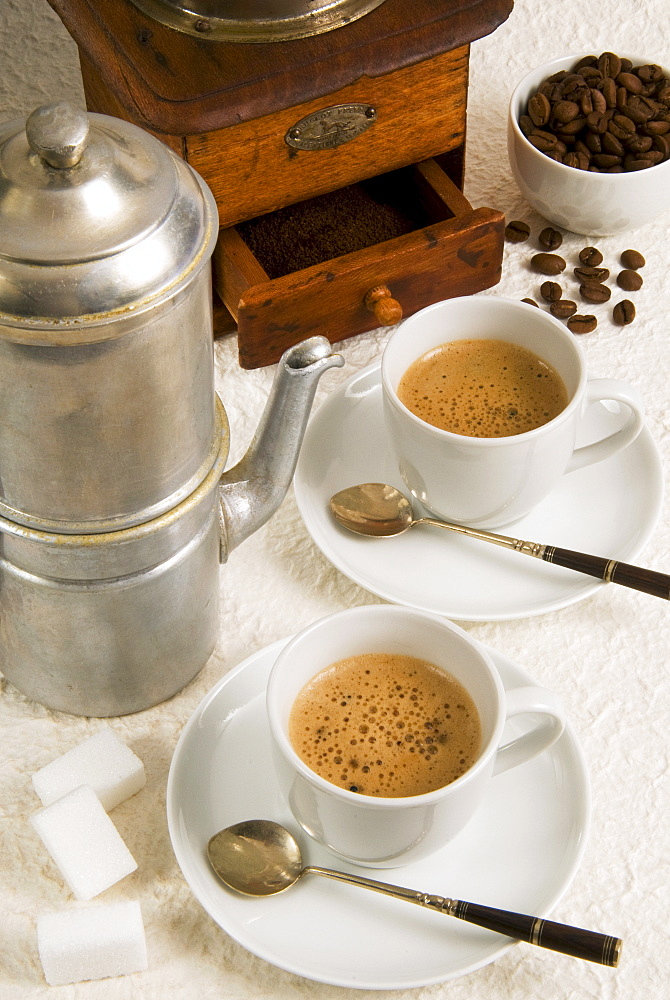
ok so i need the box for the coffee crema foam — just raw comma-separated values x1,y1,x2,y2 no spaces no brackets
397,338,568,437
288,653,481,798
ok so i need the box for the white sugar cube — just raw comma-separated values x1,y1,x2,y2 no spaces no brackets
37,900,148,985
31,785,137,900
32,728,145,811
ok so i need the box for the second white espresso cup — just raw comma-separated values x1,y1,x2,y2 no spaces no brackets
381,296,645,528
267,604,565,868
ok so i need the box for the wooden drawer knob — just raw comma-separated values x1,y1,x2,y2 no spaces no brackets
364,285,403,326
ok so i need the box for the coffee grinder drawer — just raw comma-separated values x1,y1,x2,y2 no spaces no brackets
214,158,504,368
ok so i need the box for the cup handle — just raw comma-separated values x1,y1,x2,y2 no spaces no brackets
565,378,644,474
493,686,565,776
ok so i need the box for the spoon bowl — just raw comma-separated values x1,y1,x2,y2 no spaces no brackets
208,819,302,896
329,483,414,536
207,819,621,966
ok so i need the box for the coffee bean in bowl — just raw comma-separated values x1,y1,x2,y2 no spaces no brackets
508,52,670,234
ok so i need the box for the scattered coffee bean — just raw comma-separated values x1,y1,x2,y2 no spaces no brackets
579,246,604,266
574,265,610,282
539,226,563,250
550,299,578,318
521,53,670,172
531,252,566,275
580,281,611,303
515,227,645,332
540,280,563,302
568,313,598,334
612,299,636,325
617,269,644,290
620,248,646,268
505,220,531,242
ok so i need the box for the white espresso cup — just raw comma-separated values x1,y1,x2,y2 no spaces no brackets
381,296,645,528
267,605,565,868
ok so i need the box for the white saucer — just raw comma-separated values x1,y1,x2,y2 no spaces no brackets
294,363,663,620
167,637,590,990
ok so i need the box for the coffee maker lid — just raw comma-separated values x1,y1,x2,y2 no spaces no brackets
0,102,218,326
126,0,387,42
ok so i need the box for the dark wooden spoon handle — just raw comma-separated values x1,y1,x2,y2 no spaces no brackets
421,519,669,600
310,867,621,966
449,899,621,967
543,547,670,599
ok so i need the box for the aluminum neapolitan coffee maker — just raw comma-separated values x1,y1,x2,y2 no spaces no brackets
0,102,342,717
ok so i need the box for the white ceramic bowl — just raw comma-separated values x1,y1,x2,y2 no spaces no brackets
508,53,670,235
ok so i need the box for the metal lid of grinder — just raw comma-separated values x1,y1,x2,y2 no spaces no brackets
126,0,387,43
0,101,218,331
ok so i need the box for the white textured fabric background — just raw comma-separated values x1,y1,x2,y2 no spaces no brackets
1,2,669,998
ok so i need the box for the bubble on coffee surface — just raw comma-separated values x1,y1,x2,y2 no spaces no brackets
288,653,481,797
397,339,568,438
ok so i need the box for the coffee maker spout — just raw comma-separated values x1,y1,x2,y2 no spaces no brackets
217,337,344,560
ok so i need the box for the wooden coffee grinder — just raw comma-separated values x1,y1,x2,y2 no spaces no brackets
47,0,513,367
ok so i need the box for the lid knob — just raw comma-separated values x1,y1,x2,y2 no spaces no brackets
26,102,90,169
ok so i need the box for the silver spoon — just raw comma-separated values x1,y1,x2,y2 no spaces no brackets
207,820,621,967
330,482,670,600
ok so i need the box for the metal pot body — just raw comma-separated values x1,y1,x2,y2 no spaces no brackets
0,103,219,532
0,273,216,532
0,407,229,717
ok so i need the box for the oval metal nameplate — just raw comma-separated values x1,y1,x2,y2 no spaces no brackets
285,104,376,150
